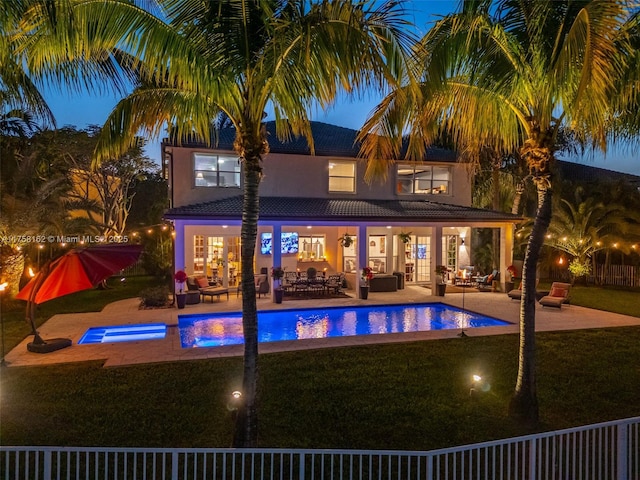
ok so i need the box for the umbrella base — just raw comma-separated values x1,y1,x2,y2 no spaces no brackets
27,338,72,354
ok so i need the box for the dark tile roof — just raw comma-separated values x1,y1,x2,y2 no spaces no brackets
557,160,640,185
166,121,457,162
165,196,521,223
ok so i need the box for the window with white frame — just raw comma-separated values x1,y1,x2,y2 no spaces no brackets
328,160,356,193
194,153,241,187
396,164,451,195
298,235,326,261
194,235,205,274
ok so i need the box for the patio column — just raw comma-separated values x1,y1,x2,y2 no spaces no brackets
357,224,367,296
432,225,443,282
174,221,185,273
500,224,514,292
272,224,282,300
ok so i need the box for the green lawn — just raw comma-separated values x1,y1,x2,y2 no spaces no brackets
1,327,639,449
567,285,640,317
1,281,638,449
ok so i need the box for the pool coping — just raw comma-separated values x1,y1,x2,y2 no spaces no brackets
4,286,640,368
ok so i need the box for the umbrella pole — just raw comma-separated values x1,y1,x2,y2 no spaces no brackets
27,301,46,345
25,264,49,345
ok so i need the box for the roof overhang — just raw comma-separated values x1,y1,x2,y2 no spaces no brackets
165,196,522,225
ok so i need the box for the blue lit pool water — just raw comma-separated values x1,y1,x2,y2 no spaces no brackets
178,303,509,348
78,323,167,344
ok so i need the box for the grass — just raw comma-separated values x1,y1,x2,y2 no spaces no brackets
567,285,640,317
1,279,639,449
1,327,639,449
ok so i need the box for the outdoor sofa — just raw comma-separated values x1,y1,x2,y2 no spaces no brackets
187,275,229,303
369,274,398,292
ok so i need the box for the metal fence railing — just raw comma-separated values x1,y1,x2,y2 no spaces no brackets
550,264,640,287
2,416,638,480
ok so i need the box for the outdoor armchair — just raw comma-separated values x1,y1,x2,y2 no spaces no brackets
476,269,499,291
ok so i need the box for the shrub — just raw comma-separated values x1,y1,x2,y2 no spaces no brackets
569,259,592,284
139,285,170,308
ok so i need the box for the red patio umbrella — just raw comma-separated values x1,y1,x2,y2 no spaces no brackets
16,244,144,353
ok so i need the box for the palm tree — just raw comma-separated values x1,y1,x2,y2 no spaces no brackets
546,189,640,280
16,0,414,446
1,3,54,127
359,0,639,424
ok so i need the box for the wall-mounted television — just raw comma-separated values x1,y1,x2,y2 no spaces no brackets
260,232,299,255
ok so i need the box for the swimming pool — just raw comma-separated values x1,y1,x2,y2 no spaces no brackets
178,303,509,348
78,323,167,344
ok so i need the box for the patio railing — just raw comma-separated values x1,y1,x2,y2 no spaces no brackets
2,416,638,479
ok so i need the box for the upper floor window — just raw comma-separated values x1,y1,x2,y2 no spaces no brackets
396,164,451,195
328,161,355,193
194,153,241,188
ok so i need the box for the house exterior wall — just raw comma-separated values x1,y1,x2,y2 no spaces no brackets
164,127,518,295
166,146,471,208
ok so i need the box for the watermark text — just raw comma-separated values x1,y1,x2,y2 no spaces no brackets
1,235,129,244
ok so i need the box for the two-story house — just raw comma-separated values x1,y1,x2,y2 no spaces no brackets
163,121,520,291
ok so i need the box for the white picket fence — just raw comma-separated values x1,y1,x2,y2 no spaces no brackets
592,264,640,287
2,416,638,480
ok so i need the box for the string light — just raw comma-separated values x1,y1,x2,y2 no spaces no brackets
516,229,638,253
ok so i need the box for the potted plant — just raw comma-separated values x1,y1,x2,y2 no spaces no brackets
398,232,412,244
434,265,448,296
360,266,373,299
174,270,188,308
338,233,353,248
271,266,285,303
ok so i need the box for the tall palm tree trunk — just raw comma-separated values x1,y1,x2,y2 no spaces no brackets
512,179,527,216
491,155,500,268
509,177,552,425
233,125,267,448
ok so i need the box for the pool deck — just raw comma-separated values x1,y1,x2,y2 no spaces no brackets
4,285,640,368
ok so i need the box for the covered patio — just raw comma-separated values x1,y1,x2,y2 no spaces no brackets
166,196,521,299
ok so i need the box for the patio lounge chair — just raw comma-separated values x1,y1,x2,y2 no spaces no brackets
507,278,541,300
539,282,571,308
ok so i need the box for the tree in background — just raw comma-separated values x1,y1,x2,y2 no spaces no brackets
128,173,171,281
63,127,157,236
0,124,157,294
359,0,640,425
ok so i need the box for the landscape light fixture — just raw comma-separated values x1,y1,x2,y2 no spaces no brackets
470,374,490,397
470,374,482,396
227,390,244,418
